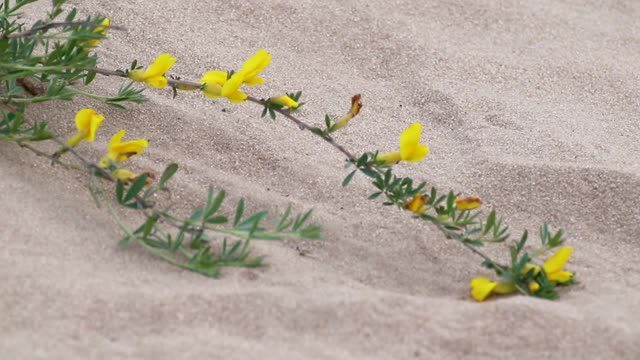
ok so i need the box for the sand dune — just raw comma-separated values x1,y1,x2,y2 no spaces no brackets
2,0,640,358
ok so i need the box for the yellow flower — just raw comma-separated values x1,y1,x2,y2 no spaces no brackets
200,70,247,103
376,123,429,165
403,194,428,215
455,195,482,210
65,108,105,147
269,95,298,109
334,94,363,131
129,53,176,89
470,277,517,302
524,246,574,284
99,129,148,167
470,247,574,301
112,168,153,185
86,18,110,48
221,49,271,97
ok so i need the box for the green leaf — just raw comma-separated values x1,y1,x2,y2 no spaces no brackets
206,215,228,224
84,70,96,85
204,188,225,220
368,192,383,200
325,114,331,129
276,205,292,231
293,209,313,231
484,210,496,235
158,163,178,188
360,168,378,178
233,198,245,226
142,215,158,238
237,211,268,230
115,181,125,203
123,174,148,203
342,170,357,187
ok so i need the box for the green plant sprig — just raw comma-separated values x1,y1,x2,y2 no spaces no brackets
91,62,572,297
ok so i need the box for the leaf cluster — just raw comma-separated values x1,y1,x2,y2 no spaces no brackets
89,164,320,277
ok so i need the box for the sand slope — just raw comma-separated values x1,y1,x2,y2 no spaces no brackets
2,0,640,358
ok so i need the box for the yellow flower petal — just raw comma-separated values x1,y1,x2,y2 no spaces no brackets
376,151,402,165
221,73,244,97
221,49,271,96
74,108,104,142
547,270,573,284
201,70,229,86
239,49,271,81
543,247,573,275
144,53,176,79
470,277,498,302
455,196,482,211
104,129,148,163
405,144,429,162
201,71,247,102
270,95,298,109
112,168,137,183
403,194,428,214
399,123,422,158
144,76,168,89
86,18,110,47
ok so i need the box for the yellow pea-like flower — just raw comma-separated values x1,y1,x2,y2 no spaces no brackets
470,277,516,302
376,123,429,165
470,246,574,301
99,129,148,168
455,195,482,210
269,95,298,109
112,168,152,185
65,108,105,147
86,18,110,48
129,53,176,89
403,194,428,215
334,94,363,131
221,49,271,97
523,246,574,284
200,70,247,103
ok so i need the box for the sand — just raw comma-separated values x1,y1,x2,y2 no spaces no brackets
2,0,640,358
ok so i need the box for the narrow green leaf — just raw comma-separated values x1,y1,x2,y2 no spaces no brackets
237,211,268,230
342,170,357,187
205,189,225,220
158,163,178,188
142,215,157,238
115,181,124,203
206,215,228,224
368,191,383,200
484,210,496,235
233,198,245,226
276,205,292,231
293,209,313,230
123,174,148,202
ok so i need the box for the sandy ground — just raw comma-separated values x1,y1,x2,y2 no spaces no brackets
2,0,640,359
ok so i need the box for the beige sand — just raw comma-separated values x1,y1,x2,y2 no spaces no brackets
2,0,640,358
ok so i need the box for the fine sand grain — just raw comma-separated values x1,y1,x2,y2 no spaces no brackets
2,0,640,359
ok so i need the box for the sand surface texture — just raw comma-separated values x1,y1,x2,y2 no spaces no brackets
2,0,640,359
